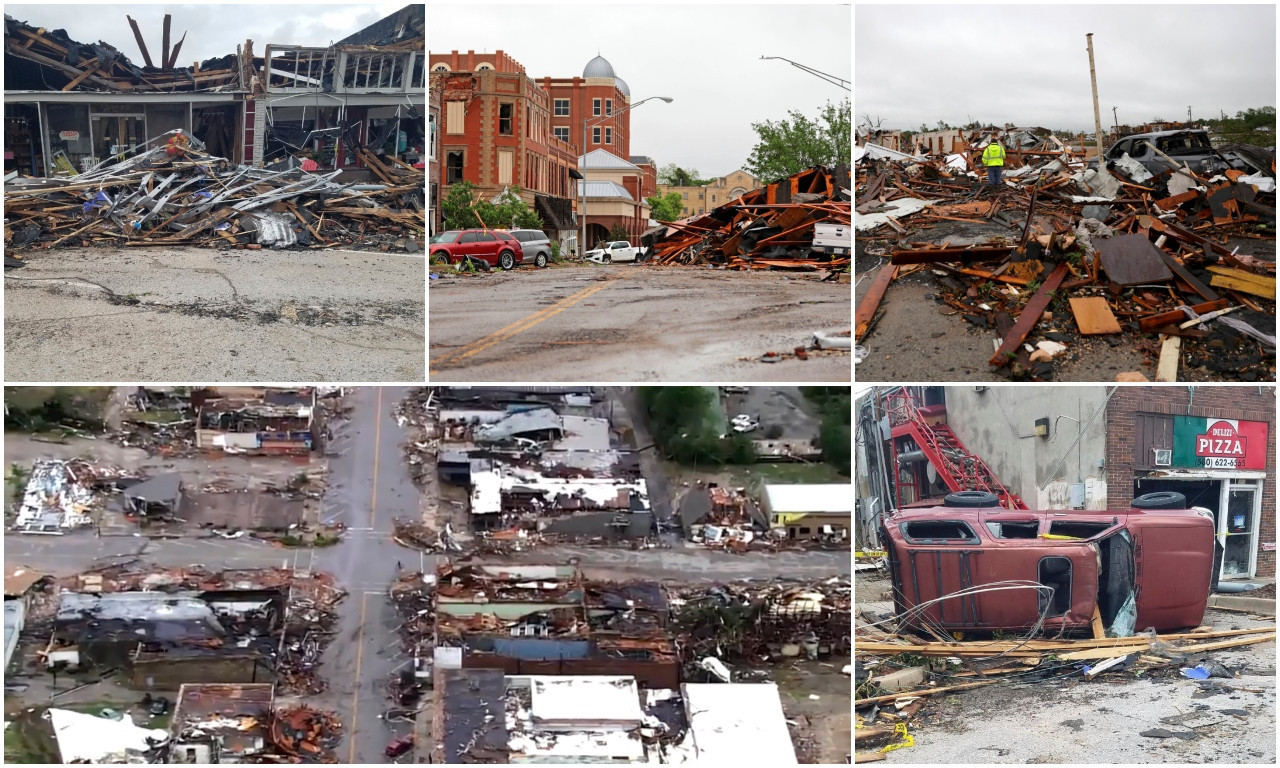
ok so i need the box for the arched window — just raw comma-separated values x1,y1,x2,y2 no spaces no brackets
476,63,494,71
431,63,450,72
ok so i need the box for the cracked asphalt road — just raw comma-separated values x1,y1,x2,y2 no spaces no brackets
4,246,424,381
428,265,851,381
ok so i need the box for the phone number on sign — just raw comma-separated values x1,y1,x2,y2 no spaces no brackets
1203,457,1240,469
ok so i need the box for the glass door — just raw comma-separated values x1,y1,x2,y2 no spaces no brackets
1219,483,1261,579
90,113,146,161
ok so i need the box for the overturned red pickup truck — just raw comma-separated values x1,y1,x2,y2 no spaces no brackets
880,491,1215,634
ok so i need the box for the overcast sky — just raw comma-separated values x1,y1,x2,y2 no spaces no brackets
5,4,406,64
856,4,1276,133
431,3,851,176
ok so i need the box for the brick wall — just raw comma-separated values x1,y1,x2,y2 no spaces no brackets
1106,386,1275,577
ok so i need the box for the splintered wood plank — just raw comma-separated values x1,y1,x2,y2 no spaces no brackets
1069,296,1123,335
990,261,1070,367
1207,266,1275,299
855,264,898,341
1156,335,1181,382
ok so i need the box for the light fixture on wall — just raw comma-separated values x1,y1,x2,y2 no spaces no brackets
1034,418,1050,438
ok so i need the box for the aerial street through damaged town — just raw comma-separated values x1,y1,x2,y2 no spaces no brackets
3,385,854,763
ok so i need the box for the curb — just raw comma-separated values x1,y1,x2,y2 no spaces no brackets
1208,594,1276,615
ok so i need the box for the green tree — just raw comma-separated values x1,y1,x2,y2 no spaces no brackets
638,387,726,466
440,180,482,231
607,223,629,242
744,98,851,182
440,182,542,231
802,386,852,475
645,192,684,222
658,163,702,186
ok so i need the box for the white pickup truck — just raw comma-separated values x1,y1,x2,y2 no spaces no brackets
585,240,647,264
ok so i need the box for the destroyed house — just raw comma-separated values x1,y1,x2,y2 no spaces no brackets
122,473,183,518
435,563,679,689
169,683,274,764
4,6,423,178
432,668,509,764
193,389,315,455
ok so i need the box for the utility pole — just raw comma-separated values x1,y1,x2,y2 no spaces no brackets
1111,106,1118,132
1187,105,1193,123
1085,33,1105,160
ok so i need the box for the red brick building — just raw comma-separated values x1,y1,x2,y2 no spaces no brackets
429,50,579,243
1106,386,1275,580
539,55,633,162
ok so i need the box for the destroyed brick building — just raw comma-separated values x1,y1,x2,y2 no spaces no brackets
431,562,680,690
192,387,317,455
427,50,581,247
169,683,275,764
26,565,343,696
430,668,800,764
4,6,424,178
430,387,653,540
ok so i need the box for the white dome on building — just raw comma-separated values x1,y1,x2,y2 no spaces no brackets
583,55,616,79
615,76,630,97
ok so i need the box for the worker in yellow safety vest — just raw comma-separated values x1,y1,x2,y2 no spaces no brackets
981,138,1006,187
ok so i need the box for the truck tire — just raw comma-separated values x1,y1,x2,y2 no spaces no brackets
1131,491,1186,509
943,491,1000,508
498,251,515,270
602,254,611,264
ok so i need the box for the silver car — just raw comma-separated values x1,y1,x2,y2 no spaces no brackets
507,229,551,268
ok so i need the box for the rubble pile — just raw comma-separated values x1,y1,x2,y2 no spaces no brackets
5,129,424,253
269,705,344,763
854,621,1277,758
394,388,438,487
670,578,852,661
278,571,347,696
648,165,851,271
12,459,136,534
855,128,1276,381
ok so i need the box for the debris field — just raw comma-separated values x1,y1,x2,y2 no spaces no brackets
648,165,851,273
4,131,424,254
855,128,1275,381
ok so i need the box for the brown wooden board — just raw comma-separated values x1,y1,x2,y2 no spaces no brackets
1095,233,1174,285
1068,296,1123,335
989,262,1070,367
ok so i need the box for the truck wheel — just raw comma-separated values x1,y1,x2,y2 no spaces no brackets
943,491,1000,508
498,251,515,270
602,255,611,264
535,253,548,268
1132,491,1186,509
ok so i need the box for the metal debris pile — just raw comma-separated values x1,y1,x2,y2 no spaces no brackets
648,165,851,271
269,705,344,763
278,572,347,696
670,578,852,661
855,128,1275,381
5,129,424,253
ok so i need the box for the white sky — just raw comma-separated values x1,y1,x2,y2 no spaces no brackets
855,3,1276,133
431,3,851,176
5,3,407,64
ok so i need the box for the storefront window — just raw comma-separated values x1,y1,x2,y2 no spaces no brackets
44,103,91,175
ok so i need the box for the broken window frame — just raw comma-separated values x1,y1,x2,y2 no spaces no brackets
498,103,514,136
899,520,980,545
446,148,465,184
264,45,334,92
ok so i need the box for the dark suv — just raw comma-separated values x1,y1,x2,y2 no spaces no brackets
508,229,552,268
1093,129,1247,177
430,229,523,270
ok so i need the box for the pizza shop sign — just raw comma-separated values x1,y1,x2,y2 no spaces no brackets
1172,416,1269,470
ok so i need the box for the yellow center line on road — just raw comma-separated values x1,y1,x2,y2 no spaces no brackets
347,591,369,764
428,276,625,374
369,387,383,528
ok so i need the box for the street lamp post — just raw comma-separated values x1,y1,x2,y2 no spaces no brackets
580,95,672,257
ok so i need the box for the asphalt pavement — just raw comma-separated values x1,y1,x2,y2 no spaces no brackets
428,265,851,381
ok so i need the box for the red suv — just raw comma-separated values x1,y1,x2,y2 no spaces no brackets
881,491,1214,634
430,229,523,270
